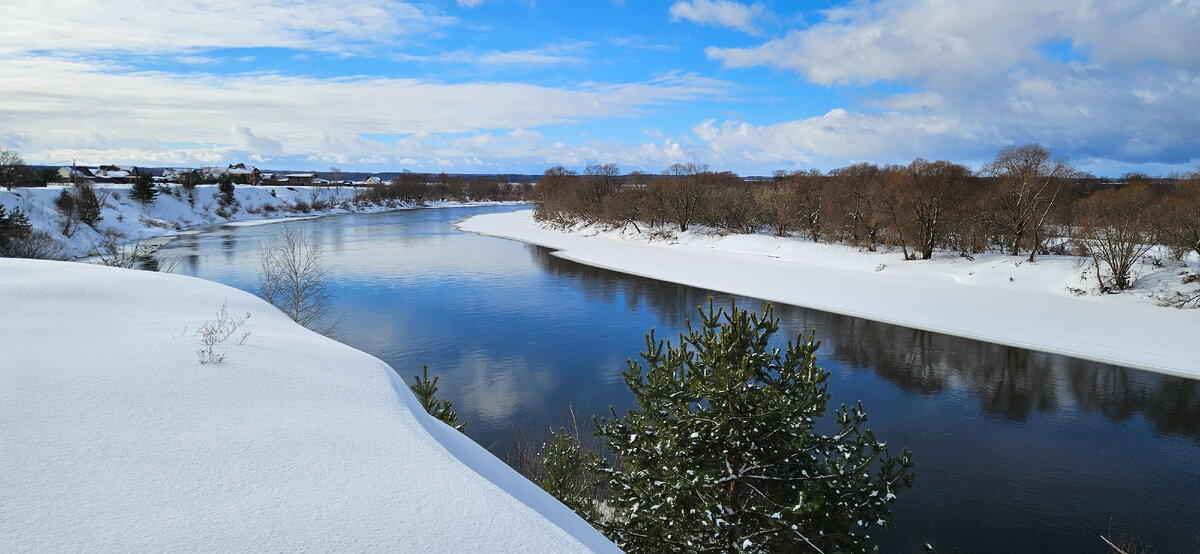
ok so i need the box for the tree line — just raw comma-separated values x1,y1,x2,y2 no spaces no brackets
532,145,1200,296
355,171,531,204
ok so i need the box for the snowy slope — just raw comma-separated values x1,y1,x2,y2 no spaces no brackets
0,259,617,552
456,210,1200,379
0,183,506,259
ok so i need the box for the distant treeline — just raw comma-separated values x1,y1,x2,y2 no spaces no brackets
355,172,532,203
531,145,1200,294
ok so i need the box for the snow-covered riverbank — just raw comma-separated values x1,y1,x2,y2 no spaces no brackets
457,210,1200,379
0,183,512,259
0,258,616,551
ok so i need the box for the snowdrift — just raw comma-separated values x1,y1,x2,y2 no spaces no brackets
0,258,616,552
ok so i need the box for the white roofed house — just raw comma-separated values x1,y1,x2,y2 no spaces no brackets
58,166,96,181
226,163,260,185
284,173,316,185
199,166,226,181
161,168,199,183
92,165,147,183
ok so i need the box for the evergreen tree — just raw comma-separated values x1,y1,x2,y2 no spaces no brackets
534,421,606,523
74,183,103,226
410,365,466,433
54,189,75,217
0,205,33,254
53,189,79,236
130,172,158,204
551,300,914,553
217,173,236,207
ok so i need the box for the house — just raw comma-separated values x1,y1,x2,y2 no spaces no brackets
226,163,260,185
199,166,227,181
93,165,146,183
284,173,316,186
363,176,382,185
58,166,96,181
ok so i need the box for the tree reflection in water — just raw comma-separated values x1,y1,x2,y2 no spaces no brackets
528,243,1200,445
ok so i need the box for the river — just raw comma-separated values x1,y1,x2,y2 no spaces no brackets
153,205,1200,553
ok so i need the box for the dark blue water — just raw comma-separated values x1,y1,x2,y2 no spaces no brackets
156,205,1200,553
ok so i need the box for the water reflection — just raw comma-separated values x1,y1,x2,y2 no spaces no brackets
531,243,1200,443
154,206,1200,553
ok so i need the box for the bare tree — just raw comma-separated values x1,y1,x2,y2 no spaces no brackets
785,169,825,241
584,163,621,214
886,159,971,260
532,166,580,226
257,226,338,332
0,150,29,190
649,163,708,232
984,143,1074,261
1160,170,1200,260
1075,184,1160,291
829,163,888,250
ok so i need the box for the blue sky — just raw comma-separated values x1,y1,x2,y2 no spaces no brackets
2,0,1198,175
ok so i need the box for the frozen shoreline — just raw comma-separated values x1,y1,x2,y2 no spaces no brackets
457,209,1200,379
0,258,615,551
0,183,519,259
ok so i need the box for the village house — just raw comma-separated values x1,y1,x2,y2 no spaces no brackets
283,173,316,185
226,163,261,185
57,166,96,181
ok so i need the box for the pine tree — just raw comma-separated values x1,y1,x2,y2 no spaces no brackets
217,173,236,207
130,172,157,204
558,299,914,553
410,365,466,433
74,183,103,227
0,205,33,253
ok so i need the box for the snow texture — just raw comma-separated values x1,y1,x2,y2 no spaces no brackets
0,259,617,552
456,210,1200,379
0,183,508,259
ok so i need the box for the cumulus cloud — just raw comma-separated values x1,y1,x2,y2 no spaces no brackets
696,0,1200,172
0,56,729,170
706,0,1200,86
669,0,765,35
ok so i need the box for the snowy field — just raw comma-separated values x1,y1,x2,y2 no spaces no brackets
457,210,1200,379
0,183,507,259
0,258,616,551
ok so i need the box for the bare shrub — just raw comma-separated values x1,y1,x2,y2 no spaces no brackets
4,231,68,260
196,301,251,364
256,225,338,333
1074,184,1160,291
89,232,153,268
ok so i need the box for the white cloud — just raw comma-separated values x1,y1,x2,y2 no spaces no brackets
1,56,729,171
393,43,593,67
705,0,1200,86
693,109,980,167
0,0,454,56
669,0,765,35
690,64,1200,172
695,0,1200,172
